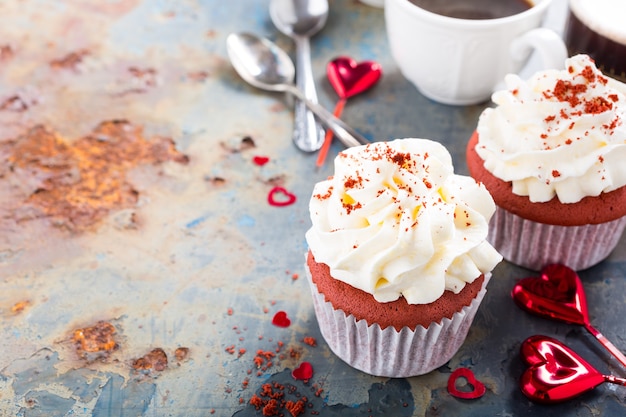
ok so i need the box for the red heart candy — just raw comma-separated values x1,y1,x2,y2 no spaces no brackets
253,156,270,166
267,187,296,207
327,56,382,99
512,264,589,326
271,310,291,327
292,361,313,381
520,335,605,403
447,368,486,400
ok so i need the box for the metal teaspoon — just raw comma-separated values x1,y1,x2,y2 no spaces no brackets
270,0,328,152
226,32,369,149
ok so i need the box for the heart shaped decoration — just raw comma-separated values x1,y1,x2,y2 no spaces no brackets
520,335,605,403
272,310,291,327
252,155,270,166
447,367,486,400
292,361,314,381
267,187,297,207
512,264,589,326
327,57,382,99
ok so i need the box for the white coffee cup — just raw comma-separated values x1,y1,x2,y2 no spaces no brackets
384,0,568,105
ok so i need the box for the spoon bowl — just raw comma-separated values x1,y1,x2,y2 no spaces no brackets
270,0,328,38
226,32,368,149
227,32,294,92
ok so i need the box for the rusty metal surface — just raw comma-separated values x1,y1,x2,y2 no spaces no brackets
1,0,625,416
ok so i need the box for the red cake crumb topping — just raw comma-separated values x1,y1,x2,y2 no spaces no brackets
534,65,621,151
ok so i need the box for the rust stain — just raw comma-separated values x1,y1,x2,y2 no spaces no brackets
174,346,190,362
5,120,189,231
0,45,14,61
11,300,31,314
132,347,168,372
187,71,210,82
72,321,119,358
127,66,158,90
50,49,90,71
0,95,31,112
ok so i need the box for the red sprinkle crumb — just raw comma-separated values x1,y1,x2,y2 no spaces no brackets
303,337,317,347
249,382,309,416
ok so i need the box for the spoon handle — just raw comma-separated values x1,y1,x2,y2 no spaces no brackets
285,85,369,148
294,36,325,152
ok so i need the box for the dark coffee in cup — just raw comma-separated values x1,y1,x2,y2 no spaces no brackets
407,0,533,20
565,0,626,81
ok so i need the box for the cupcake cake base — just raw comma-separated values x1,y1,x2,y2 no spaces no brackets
306,253,490,377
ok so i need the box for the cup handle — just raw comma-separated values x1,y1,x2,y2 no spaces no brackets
510,27,568,70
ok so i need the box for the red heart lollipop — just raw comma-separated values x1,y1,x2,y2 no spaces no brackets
520,335,626,403
512,264,588,325
327,57,382,100
512,264,626,369
316,56,382,168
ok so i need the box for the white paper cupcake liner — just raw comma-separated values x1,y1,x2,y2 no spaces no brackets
306,266,490,378
489,206,626,271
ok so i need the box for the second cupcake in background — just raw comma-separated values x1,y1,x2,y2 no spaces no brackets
467,54,626,271
305,138,502,377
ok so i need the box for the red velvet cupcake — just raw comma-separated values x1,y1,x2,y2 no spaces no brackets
305,139,501,377
468,55,626,271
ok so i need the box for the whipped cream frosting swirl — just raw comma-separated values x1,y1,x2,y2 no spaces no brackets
306,139,501,305
476,54,626,203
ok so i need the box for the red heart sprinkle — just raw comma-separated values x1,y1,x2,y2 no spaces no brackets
520,335,604,403
447,368,486,400
512,264,589,326
292,361,313,381
267,186,296,207
272,311,291,327
252,156,270,166
327,56,382,99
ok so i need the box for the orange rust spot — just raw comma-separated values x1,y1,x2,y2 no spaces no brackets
7,120,188,231
11,300,30,314
187,71,209,82
132,347,168,372
0,95,29,112
73,321,118,354
0,45,14,61
128,66,158,88
50,50,89,71
174,347,190,362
